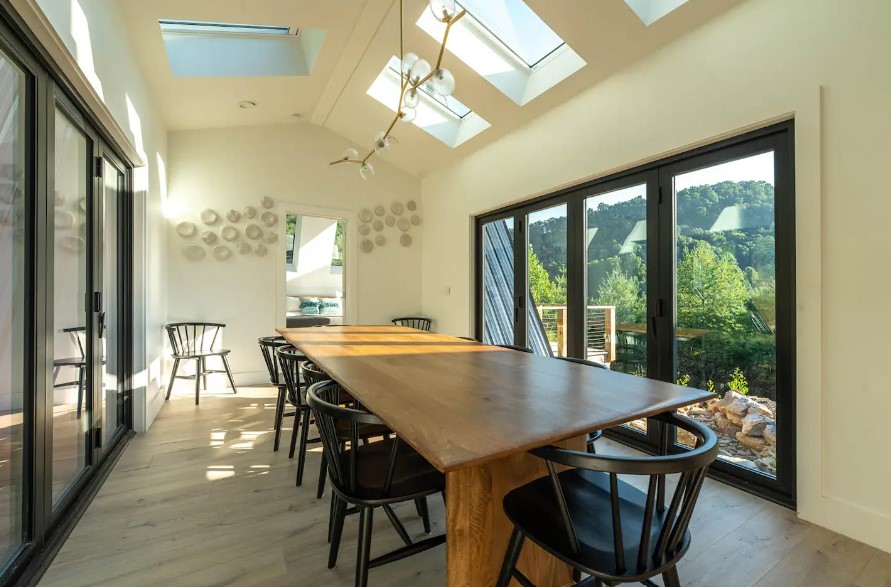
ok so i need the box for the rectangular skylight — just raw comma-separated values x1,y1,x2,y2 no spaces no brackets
458,0,564,67
623,0,691,26
386,57,471,118
159,20,292,36
367,56,489,148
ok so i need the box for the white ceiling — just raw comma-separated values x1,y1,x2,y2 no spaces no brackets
117,0,745,177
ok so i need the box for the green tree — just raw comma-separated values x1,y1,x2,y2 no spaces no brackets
528,247,562,304
593,269,645,323
676,241,750,332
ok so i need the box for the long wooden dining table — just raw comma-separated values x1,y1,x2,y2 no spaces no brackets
278,325,713,587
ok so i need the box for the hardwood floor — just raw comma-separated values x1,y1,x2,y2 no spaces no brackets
40,384,891,587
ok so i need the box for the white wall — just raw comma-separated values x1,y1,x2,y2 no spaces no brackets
287,215,343,299
167,123,422,385
420,0,891,554
36,0,169,432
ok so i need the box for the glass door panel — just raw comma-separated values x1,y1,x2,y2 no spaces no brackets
672,151,778,477
481,218,514,345
526,204,567,357
0,50,26,562
101,160,124,446
585,183,649,434
51,108,90,504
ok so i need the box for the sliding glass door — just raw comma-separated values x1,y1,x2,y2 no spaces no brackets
475,122,795,505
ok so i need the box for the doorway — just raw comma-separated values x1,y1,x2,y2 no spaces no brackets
284,214,347,327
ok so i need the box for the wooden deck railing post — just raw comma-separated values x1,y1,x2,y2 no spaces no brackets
557,307,568,357
605,306,616,363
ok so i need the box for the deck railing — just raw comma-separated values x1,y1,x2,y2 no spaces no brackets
535,305,616,362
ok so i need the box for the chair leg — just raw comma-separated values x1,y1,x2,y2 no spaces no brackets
328,495,347,569
200,357,208,390
416,497,431,534
194,358,202,406
317,453,327,499
295,409,311,486
221,354,237,393
288,408,301,459
75,366,85,419
272,387,286,452
165,358,180,400
662,566,682,587
496,528,525,587
356,506,374,587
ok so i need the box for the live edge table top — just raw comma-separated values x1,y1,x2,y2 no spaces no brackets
278,325,713,473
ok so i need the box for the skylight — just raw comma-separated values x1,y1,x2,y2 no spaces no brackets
158,20,292,36
417,1,585,106
458,0,564,67
366,56,489,148
623,0,691,26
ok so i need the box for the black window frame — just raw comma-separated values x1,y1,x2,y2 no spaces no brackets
474,120,796,507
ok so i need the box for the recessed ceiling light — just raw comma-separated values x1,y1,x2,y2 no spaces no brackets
237,100,257,109
288,113,301,122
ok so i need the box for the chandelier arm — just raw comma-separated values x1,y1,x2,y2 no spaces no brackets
435,10,465,70
329,159,364,166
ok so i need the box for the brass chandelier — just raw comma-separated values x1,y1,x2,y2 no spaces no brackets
330,0,466,179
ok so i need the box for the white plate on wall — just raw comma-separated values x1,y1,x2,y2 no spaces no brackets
260,196,274,209
54,210,75,229
243,206,258,219
213,245,232,261
397,218,410,232
221,225,240,241
184,245,206,261
245,224,262,240
226,209,241,222
260,211,277,227
264,232,277,243
201,231,218,245
375,234,386,246
411,214,421,226
400,233,412,247
254,243,268,256
385,215,395,227
374,205,385,217
200,209,219,224
391,202,403,215
358,224,370,236
406,200,417,211
360,238,373,253
359,209,373,223
372,220,384,232
237,242,252,255
176,221,197,237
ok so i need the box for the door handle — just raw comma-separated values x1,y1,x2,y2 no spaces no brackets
98,311,106,337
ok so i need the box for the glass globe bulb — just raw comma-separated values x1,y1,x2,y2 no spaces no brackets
373,131,391,153
430,68,456,96
401,52,420,76
429,0,457,21
359,162,375,180
403,88,420,109
342,147,359,161
400,107,417,123
409,59,431,85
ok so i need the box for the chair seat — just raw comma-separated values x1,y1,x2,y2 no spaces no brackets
503,469,688,579
53,357,86,367
334,420,391,439
171,349,231,359
338,438,444,501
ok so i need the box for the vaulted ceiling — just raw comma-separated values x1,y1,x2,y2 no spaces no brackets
117,0,745,177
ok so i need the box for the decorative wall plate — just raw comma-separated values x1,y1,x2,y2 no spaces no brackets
400,233,412,247
54,191,66,207
245,224,262,239
54,210,75,229
221,225,240,241
201,231,218,245
260,196,274,209
264,232,277,243
213,245,232,261
360,238,374,253
254,243,268,257
374,205,385,217
374,234,386,246
372,220,384,232
260,211,277,227
237,242,252,255
385,215,395,227
391,202,404,215
243,206,258,219
411,214,421,226
359,208,373,223
60,236,84,254
78,197,87,212
200,209,220,224
226,209,241,222
78,222,87,238
358,224,371,236
397,217,411,232
176,221,197,237
406,200,417,211
184,245,206,261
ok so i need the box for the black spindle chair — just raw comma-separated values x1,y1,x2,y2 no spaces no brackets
52,326,87,418
391,317,432,331
497,412,718,587
557,356,610,453
497,344,533,353
307,381,445,587
165,322,237,405
259,336,301,452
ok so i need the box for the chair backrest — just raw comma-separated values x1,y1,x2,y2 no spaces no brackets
307,380,400,498
258,336,288,385
391,317,432,331
300,361,330,389
275,345,306,406
166,322,225,356
557,356,609,370
497,344,533,353
529,412,717,576
62,326,86,360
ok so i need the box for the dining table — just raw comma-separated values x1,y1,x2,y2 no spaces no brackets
278,325,713,587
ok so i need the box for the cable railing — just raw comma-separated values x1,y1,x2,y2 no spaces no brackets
534,305,616,362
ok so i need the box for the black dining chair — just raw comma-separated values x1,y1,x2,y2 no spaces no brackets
307,380,446,587
391,317,432,331
52,326,87,418
557,356,610,453
165,322,237,405
496,412,718,587
497,344,533,353
259,336,300,452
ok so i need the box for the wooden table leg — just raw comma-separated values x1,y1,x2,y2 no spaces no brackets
445,436,585,587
